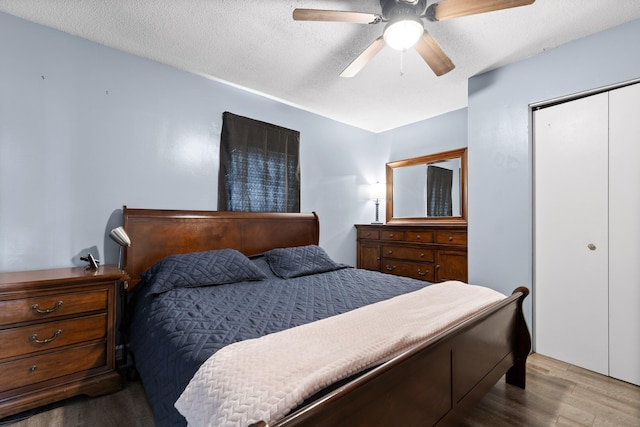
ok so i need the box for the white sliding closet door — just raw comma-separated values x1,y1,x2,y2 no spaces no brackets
533,93,609,375
609,83,640,386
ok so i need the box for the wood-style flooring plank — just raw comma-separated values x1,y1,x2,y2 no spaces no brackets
0,380,154,427
461,353,640,427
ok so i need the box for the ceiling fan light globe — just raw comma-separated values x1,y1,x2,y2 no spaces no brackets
383,18,423,51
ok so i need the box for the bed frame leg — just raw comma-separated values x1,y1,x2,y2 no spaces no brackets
505,286,531,389
506,356,527,388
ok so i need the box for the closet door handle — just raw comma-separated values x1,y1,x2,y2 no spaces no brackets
587,243,596,251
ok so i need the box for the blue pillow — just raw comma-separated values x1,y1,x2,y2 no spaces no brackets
142,249,267,295
264,245,348,279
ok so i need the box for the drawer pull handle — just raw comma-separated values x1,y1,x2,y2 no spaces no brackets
31,301,63,314
387,250,393,255
29,365,37,373
30,329,62,344
417,269,429,276
448,236,453,241
389,233,394,238
385,265,396,271
420,253,425,258
416,235,421,239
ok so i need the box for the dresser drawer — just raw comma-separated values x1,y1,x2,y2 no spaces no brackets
406,231,433,243
381,259,435,282
0,342,106,393
0,289,108,325
435,231,467,245
357,229,380,240
381,230,405,241
0,314,106,359
382,245,435,262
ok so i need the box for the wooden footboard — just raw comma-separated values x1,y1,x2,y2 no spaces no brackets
255,287,531,427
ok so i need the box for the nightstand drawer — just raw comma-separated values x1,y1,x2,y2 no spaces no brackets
381,259,435,282
0,265,122,418
0,342,106,393
435,231,467,245
0,289,108,325
382,245,434,262
0,314,106,359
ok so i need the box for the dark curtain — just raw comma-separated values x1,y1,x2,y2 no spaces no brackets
218,112,300,212
426,165,453,216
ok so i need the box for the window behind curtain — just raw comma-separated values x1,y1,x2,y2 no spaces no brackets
218,112,300,212
426,165,453,216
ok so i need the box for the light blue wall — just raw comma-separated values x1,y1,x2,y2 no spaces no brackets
0,12,385,272
383,108,468,161
7,8,636,323
375,108,468,218
468,19,640,327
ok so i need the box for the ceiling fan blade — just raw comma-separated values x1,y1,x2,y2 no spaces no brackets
293,9,381,24
426,0,535,21
340,37,386,78
414,32,455,76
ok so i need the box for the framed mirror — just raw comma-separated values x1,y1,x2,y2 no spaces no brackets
385,148,467,224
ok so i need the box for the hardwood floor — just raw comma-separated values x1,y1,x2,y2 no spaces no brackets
461,354,640,427
0,380,154,427
1,353,638,426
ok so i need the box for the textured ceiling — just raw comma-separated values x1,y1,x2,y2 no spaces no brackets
2,0,640,132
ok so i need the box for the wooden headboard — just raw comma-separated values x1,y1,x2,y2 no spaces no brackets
122,207,320,291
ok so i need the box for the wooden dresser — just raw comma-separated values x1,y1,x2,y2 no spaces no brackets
356,224,467,283
0,265,123,418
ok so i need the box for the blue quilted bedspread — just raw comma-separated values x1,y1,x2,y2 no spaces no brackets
128,255,429,426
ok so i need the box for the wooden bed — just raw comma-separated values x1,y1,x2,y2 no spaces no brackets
122,206,531,427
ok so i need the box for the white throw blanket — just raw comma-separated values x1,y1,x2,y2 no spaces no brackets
175,281,505,427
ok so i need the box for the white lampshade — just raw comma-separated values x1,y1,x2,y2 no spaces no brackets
383,16,423,51
371,181,385,201
109,226,131,247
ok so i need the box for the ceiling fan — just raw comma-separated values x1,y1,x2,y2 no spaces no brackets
293,0,536,77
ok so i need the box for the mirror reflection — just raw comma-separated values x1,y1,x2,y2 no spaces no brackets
386,148,467,224
393,158,461,218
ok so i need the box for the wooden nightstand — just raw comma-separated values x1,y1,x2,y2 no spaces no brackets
0,265,123,419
